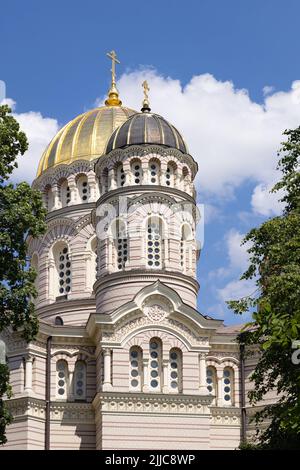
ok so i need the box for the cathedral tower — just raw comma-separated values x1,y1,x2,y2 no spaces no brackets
1,56,246,451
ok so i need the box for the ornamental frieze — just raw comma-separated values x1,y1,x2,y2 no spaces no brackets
101,314,209,346
95,392,213,415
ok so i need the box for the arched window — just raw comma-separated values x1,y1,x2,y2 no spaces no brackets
74,360,86,400
116,163,125,187
60,179,70,207
165,163,176,187
44,185,54,211
180,224,193,273
56,360,68,399
129,347,143,391
206,366,217,404
223,367,234,405
55,316,64,326
77,175,89,203
114,219,128,270
147,217,163,269
53,242,72,296
149,161,160,184
131,161,142,185
149,338,162,391
169,349,182,392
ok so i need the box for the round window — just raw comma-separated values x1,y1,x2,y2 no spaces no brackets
131,351,138,358
131,379,138,388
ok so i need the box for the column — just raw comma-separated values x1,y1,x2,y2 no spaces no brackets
108,168,115,191
52,184,61,210
160,161,168,186
141,161,149,185
107,237,114,273
24,355,33,394
123,161,131,187
162,359,169,393
217,370,223,407
199,352,208,394
174,168,180,189
142,358,149,392
47,258,56,301
103,349,112,391
163,238,170,269
87,171,97,202
67,175,78,205
68,363,75,400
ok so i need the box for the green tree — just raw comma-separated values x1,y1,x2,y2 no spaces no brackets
0,105,46,444
228,127,300,449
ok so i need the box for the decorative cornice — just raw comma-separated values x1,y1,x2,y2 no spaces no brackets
210,406,241,426
33,159,96,190
94,270,199,293
97,185,195,207
93,392,213,415
45,203,95,223
5,397,94,423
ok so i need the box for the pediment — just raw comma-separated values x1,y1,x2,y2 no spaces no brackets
89,281,223,348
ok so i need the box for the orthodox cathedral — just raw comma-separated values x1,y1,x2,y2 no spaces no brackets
1,52,273,450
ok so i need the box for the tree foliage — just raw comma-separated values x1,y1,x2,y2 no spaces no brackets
0,105,47,444
228,127,300,449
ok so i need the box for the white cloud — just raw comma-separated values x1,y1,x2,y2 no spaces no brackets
209,229,255,305
1,97,59,183
96,70,300,204
217,277,255,304
12,110,59,182
226,229,250,272
263,85,275,96
251,181,285,216
209,229,250,280
6,69,300,193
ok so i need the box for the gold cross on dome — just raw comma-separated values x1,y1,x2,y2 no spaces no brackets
106,50,120,85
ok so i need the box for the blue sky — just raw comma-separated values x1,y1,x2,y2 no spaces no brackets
2,0,300,324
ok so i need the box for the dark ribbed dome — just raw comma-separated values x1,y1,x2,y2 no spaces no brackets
106,112,188,154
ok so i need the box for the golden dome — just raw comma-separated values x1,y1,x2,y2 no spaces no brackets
36,105,137,177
